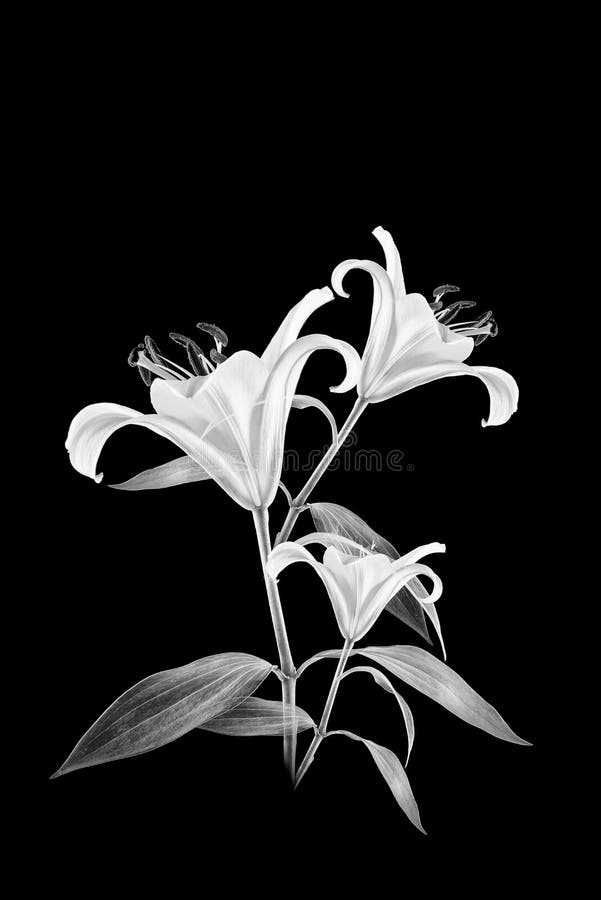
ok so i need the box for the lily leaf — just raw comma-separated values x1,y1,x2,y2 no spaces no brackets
309,502,432,643
341,666,415,765
301,646,529,745
109,455,210,491
199,697,315,737
329,730,425,833
359,646,530,744
52,653,274,777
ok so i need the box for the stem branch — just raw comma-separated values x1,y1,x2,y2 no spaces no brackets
295,639,354,786
276,397,368,545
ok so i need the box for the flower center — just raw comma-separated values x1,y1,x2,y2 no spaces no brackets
430,285,498,346
128,324,229,385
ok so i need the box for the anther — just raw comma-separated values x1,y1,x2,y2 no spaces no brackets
210,349,227,365
144,335,163,365
196,322,229,348
429,300,444,312
137,365,153,386
127,343,145,367
169,332,192,347
185,339,209,376
437,299,477,325
474,309,493,328
432,284,461,299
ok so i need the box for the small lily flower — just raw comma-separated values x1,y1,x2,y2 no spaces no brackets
266,541,445,642
331,227,518,426
66,288,361,510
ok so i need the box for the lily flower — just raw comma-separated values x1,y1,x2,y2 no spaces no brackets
266,541,445,642
66,288,361,510
331,227,518,426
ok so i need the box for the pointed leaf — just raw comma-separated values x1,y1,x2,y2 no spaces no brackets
298,646,529,746
53,653,274,776
341,666,415,764
199,697,315,737
358,646,530,745
330,730,425,833
309,502,431,642
109,455,210,491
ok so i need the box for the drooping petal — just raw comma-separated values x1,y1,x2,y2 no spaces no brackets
109,455,210,491
259,334,360,508
406,577,447,660
266,542,352,638
331,258,396,392
372,226,406,296
291,394,338,446
356,562,444,640
260,287,335,371
65,402,260,509
367,359,519,426
396,542,446,568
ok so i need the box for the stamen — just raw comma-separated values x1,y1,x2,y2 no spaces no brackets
196,322,229,349
429,300,444,312
169,332,212,375
210,349,227,365
432,284,461,300
437,300,477,325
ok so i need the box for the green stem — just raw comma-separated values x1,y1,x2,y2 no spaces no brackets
295,638,354,787
252,506,296,779
275,397,368,545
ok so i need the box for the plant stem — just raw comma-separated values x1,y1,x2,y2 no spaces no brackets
275,397,368,545
252,506,297,779
295,638,354,787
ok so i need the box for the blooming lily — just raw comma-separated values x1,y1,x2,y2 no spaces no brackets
331,227,518,426
266,541,445,642
66,288,361,510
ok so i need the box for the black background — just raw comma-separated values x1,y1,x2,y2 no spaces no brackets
29,23,559,894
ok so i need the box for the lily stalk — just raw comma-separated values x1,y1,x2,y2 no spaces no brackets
252,507,297,778
295,638,354,787
276,396,368,545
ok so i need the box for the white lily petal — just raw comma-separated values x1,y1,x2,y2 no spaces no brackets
266,542,351,638
372,226,406,296
331,258,396,391
259,335,360,508
65,402,259,509
109,455,210,491
396,541,446,568
260,287,335,371
367,359,519,426
357,563,443,640
291,394,338,446
423,602,447,662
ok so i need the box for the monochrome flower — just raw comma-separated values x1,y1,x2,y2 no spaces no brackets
66,288,361,510
331,227,518,426
266,541,445,641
